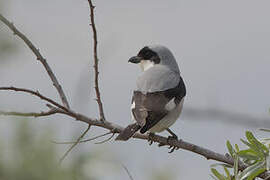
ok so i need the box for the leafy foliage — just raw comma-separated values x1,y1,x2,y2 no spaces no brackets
211,131,269,180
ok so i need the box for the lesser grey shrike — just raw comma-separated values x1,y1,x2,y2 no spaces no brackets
116,45,186,152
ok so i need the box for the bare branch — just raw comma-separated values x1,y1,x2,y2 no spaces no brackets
94,132,115,144
59,124,91,164
4,102,270,178
87,0,106,121
48,106,270,178
0,87,68,111
45,107,241,164
121,163,134,180
52,131,112,144
0,13,70,109
0,109,57,117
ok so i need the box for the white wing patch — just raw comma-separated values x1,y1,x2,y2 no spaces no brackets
131,101,135,109
165,98,176,111
131,101,135,120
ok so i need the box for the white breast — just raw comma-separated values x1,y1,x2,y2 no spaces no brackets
139,60,154,71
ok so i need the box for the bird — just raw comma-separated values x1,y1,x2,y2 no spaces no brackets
115,45,186,152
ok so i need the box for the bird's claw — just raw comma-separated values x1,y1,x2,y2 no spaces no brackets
147,132,155,145
148,131,180,153
168,146,179,153
166,135,179,153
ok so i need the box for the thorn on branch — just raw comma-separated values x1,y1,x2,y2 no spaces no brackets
87,0,106,121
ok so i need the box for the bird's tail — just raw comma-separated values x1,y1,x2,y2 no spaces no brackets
115,123,141,141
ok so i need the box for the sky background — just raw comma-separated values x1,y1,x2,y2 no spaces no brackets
1,0,270,179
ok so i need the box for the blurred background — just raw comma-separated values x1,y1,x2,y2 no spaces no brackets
0,0,270,179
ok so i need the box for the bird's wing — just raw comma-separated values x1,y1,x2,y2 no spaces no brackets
132,76,186,133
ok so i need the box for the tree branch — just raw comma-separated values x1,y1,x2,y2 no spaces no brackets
45,105,240,165
0,13,70,109
51,131,112,144
59,124,91,164
47,106,270,179
0,109,58,117
87,0,106,122
94,132,115,144
121,163,134,180
0,87,68,111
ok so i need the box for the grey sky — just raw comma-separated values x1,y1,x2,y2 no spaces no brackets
1,0,270,179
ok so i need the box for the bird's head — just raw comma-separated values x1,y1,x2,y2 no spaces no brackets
128,45,180,72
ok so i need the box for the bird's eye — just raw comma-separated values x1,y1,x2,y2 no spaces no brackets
144,51,153,59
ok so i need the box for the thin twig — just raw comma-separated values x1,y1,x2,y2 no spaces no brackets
0,13,70,109
0,87,68,111
59,124,91,164
95,133,115,144
121,163,134,180
52,131,112,144
0,109,57,117
87,0,106,121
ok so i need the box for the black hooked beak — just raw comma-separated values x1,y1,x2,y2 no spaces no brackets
128,56,143,64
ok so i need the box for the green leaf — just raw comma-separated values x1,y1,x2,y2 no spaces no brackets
240,139,264,158
259,128,270,133
243,159,256,166
238,149,260,161
238,161,266,180
224,167,232,180
246,131,269,156
259,138,270,146
211,163,233,168
247,168,265,180
211,168,226,180
211,174,219,180
235,144,240,152
227,140,234,157
266,155,270,171
234,155,239,179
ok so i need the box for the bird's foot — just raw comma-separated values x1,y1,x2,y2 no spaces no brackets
157,135,179,153
167,135,179,153
147,132,155,145
166,128,180,153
